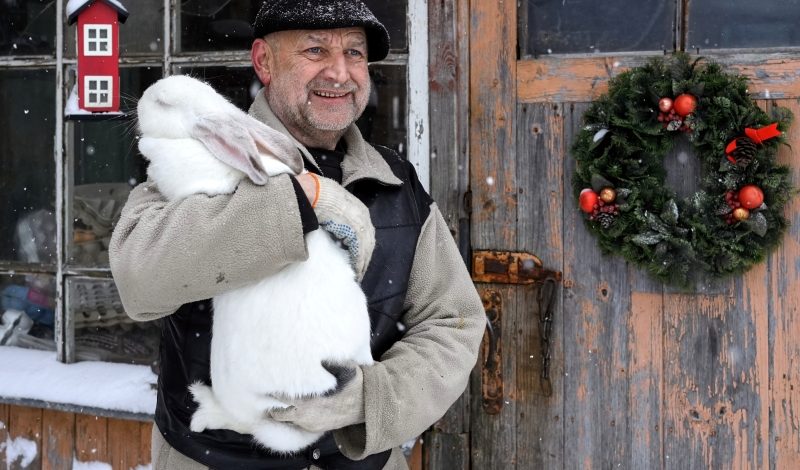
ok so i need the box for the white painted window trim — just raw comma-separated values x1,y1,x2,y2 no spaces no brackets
84,75,113,107
407,0,430,192
83,24,112,57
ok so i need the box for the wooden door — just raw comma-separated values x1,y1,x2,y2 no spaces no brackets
463,1,800,469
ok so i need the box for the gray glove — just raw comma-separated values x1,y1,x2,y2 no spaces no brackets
268,365,365,433
313,176,375,281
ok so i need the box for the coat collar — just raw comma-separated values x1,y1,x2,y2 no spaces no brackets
248,89,402,188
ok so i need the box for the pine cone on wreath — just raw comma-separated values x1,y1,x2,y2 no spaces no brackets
728,136,757,168
596,212,616,229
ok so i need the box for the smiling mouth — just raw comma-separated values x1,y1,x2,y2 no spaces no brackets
313,91,349,98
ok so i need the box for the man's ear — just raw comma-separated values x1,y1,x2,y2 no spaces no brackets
251,38,272,86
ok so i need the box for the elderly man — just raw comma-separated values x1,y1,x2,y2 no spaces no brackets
109,1,484,469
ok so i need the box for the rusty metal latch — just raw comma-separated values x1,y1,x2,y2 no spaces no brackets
472,250,562,285
480,290,503,415
472,250,562,414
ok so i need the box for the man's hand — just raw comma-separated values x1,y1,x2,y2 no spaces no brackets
268,365,365,433
310,176,375,280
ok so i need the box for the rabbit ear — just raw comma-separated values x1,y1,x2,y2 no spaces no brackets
235,113,304,176
192,113,304,184
193,115,270,185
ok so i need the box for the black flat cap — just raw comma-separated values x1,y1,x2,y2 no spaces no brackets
252,0,390,62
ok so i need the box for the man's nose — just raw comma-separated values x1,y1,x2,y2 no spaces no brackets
322,53,349,84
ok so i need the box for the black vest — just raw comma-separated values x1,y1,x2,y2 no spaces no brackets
154,147,433,469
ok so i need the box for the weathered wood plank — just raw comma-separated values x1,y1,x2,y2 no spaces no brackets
469,0,517,251
429,0,470,240
469,0,518,466
425,0,472,466
628,290,665,468
107,418,140,470
41,409,74,470
661,288,774,470
514,102,565,468
424,431,469,470
75,414,108,464
769,98,800,469
0,404,9,467
518,55,800,103
8,405,43,470
469,285,518,469
624,121,668,469
561,101,635,469
139,421,153,468
426,0,472,460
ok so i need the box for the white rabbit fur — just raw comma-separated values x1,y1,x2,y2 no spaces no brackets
136,75,374,453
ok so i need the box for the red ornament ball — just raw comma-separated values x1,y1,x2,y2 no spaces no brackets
738,185,764,210
673,94,697,117
579,188,599,213
658,97,673,113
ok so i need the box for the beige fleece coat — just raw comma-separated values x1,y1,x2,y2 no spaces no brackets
109,92,485,469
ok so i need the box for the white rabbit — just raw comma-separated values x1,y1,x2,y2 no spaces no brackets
136,75,374,453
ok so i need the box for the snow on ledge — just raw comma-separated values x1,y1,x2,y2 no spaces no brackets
0,346,156,415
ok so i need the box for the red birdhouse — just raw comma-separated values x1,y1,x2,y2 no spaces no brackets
66,0,129,116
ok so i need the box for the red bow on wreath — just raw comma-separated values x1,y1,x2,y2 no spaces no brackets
725,123,782,164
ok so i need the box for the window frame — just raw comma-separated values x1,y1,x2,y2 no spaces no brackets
84,75,113,107
83,24,113,57
0,0,430,377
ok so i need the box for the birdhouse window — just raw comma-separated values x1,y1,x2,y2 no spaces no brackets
84,24,113,56
84,76,113,107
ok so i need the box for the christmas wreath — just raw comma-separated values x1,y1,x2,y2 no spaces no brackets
572,54,794,285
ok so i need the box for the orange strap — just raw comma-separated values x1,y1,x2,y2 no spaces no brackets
309,173,321,208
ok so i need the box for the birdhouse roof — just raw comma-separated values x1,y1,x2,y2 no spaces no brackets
67,0,129,25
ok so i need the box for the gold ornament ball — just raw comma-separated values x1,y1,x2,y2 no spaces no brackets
599,187,617,203
733,207,750,221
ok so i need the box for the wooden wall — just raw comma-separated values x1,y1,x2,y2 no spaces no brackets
463,1,800,468
0,404,151,470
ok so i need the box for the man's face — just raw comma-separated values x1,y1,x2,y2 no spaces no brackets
253,27,371,148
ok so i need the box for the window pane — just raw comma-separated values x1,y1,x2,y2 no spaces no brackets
363,0,408,53
357,64,408,158
179,0,258,52
67,277,160,365
522,0,674,56
0,0,55,55
176,65,260,110
689,0,800,49
67,67,161,268
0,69,56,266
178,1,408,54
88,29,97,39
66,0,163,57
99,29,107,39
0,273,56,351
